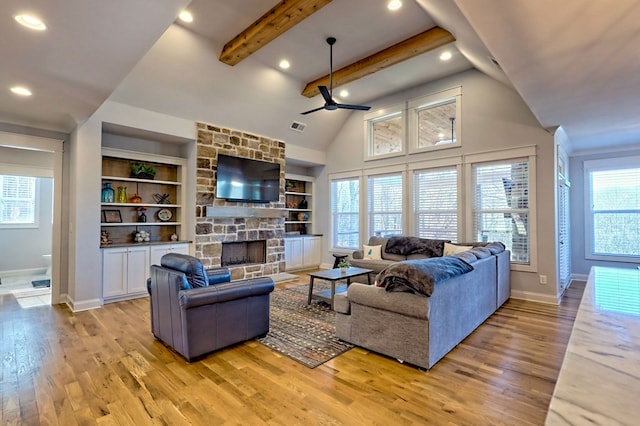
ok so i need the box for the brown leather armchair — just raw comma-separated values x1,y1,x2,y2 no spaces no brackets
147,253,274,361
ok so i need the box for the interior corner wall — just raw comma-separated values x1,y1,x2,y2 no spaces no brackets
315,69,557,303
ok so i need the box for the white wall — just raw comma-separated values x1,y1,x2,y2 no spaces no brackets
315,69,558,303
569,145,640,277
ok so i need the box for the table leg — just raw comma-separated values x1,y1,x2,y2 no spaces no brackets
330,280,336,309
367,273,372,286
308,276,315,305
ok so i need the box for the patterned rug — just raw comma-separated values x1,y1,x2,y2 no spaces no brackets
258,282,353,368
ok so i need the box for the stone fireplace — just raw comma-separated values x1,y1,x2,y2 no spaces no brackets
221,240,266,267
194,122,286,280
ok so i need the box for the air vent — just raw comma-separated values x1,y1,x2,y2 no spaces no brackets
489,56,503,71
290,121,306,133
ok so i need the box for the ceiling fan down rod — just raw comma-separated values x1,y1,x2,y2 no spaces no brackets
327,37,336,97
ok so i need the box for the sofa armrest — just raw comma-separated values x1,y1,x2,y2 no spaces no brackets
352,250,364,260
179,277,274,309
347,283,429,319
206,267,231,285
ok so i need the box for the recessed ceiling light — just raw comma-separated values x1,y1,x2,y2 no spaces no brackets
440,51,452,61
178,10,193,23
10,86,32,97
388,0,402,11
279,59,290,69
14,14,47,31
339,90,349,98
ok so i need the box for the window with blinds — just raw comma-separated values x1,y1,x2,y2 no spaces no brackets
0,175,37,226
413,166,458,240
331,177,360,249
472,160,530,264
586,162,640,260
368,173,403,237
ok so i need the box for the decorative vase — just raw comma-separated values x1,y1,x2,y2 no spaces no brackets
130,193,142,203
116,186,127,203
340,267,347,273
138,212,147,223
298,198,308,209
101,183,115,203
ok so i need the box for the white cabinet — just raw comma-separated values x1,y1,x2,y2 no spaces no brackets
150,242,189,268
102,246,150,302
285,236,321,271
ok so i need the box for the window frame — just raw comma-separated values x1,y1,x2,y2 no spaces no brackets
408,86,462,154
583,156,640,263
363,103,406,161
0,174,40,229
329,171,362,251
364,165,406,239
465,146,537,272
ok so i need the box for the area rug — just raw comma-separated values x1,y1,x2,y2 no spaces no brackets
258,282,353,368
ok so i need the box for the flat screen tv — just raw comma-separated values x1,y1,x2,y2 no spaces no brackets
215,154,281,203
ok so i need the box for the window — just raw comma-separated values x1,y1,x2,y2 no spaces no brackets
585,157,640,261
413,166,458,240
408,86,462,154
364,105,405,160
331,176,360,249
0,175,38,227
368,173,403,237
471,160,530,264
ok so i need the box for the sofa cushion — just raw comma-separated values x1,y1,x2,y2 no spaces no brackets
350,258,394,274
453,250,478,264
444,242,473,256
363,244,382,260
469,246,492,259
161,253,208,288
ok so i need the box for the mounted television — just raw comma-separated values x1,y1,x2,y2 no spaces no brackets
215,154,281,203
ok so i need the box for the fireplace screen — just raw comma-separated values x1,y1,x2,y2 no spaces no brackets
221,240,266,267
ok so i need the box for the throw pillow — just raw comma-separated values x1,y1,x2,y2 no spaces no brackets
444,242,473,256
363,244,382,260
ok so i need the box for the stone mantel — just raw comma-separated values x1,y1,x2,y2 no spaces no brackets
205,206,287,219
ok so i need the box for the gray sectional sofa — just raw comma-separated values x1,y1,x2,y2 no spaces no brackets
335,236,510,370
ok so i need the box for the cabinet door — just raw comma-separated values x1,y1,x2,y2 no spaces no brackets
303,237,322,268
150,244,172,268
171,243,189,255
102,248,128,298
285,238,303,270
127,246,150,294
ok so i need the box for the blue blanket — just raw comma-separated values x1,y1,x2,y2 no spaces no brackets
376,256,474,297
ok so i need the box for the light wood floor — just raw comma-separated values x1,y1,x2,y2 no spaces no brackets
0,273,584,425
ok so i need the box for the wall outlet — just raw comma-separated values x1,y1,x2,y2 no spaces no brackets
539,275,548,285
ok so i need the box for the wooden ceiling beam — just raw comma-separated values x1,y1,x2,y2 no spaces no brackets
302,26,455,98
219,0,333,66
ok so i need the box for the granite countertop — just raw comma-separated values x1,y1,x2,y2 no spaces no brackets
546,266,640,425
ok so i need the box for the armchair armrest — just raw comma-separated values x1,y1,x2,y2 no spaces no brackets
206,267,231,285
179,277,275,309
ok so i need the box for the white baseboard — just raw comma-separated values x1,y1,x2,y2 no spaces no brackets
66,296,102,312
0,267,47,277
510,290,560,305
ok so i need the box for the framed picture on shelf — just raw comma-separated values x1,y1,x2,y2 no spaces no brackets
102,210,122,223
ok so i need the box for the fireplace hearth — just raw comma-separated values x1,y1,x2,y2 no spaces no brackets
221,240,266,267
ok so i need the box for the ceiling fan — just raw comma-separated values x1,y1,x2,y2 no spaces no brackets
301,37,371,115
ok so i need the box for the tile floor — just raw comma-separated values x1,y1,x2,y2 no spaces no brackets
0,273,51,307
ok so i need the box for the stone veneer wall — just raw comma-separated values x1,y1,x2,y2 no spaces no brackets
194,122,286,280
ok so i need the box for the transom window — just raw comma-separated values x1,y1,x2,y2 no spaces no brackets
364,105,405,160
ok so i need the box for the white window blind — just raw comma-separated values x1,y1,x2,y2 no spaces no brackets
0,175,37,225
588,166,640,259
331,177,360,249
368,173,403,237
472,160,530,264
413,166,458,240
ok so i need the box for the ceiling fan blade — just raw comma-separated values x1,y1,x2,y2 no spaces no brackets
300,105,326,115
337,103,372,111
318,86,333,104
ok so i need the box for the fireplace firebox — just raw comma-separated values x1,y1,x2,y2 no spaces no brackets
221,240,266,267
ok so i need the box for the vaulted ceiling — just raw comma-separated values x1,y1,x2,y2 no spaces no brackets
2,0,640,154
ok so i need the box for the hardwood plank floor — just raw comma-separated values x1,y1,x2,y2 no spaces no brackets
0,274,584,425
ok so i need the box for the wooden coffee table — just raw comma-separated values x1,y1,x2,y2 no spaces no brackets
307,267,373,309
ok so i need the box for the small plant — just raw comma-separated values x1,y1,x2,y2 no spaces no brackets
338,259,351,269
130,161,157,179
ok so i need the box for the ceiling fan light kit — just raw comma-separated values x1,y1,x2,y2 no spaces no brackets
301,37,371,115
